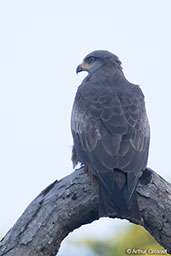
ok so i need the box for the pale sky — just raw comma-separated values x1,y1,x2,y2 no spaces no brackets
0,1,171,255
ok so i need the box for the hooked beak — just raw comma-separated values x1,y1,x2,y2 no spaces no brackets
76,62,91,74
76,64,83,74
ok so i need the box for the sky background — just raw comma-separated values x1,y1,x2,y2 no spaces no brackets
0,1,171,255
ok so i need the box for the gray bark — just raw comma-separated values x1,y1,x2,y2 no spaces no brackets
0,168,171,256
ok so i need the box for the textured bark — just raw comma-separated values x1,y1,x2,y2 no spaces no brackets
0,168,171,256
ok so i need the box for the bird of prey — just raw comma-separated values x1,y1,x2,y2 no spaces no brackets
71,50,150,222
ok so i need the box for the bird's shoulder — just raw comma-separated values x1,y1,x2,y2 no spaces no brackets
75,76,145,114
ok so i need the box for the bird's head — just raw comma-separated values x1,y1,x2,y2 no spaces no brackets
76,50,122,75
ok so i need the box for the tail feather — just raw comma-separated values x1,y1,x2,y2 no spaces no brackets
97,169,141,223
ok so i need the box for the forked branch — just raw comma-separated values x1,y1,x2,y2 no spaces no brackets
0,168,171,256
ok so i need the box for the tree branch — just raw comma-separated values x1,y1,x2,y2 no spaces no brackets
0,168,171,256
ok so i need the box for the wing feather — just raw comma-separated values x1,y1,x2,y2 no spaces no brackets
71,85,150,171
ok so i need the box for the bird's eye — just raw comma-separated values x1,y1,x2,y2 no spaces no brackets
87,56,95,64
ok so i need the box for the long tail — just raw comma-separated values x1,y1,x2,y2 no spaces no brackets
97,169,141,223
